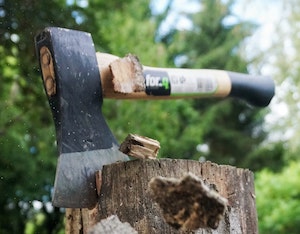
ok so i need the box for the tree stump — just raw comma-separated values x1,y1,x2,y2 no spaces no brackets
96,159,258,234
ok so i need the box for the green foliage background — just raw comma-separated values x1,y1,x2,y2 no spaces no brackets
0,0,299,233
256,161,300,233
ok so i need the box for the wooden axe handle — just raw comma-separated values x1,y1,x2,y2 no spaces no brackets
97,53,275,107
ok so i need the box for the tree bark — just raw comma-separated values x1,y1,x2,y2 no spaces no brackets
97,159,258,234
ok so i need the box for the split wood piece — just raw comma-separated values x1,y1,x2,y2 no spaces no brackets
95,171,102,196
88,215,137,234
149,173,228,231
119,134,160,159
65,206,100,234
97,159,258,234
109,54,145,93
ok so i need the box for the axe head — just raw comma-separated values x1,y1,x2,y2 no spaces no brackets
35,27,128,208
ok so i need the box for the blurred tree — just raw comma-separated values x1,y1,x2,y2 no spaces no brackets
256,161,300,233
0,1,77,232
251,2,300,232
92,0,274,169
154,0,272,168
265,0,300,160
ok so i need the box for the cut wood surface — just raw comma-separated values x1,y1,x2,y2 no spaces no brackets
97,159,258,234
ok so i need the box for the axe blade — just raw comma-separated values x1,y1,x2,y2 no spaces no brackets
35,27,128,208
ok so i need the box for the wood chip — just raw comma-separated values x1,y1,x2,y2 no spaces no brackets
109,54,145,93
149,173,228,231
88,215,137,234
119,134,160,159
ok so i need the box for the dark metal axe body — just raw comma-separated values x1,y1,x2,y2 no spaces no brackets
35,28,129,208
35,27,275,208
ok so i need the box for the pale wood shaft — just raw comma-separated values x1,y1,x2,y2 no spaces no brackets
96,53,231,100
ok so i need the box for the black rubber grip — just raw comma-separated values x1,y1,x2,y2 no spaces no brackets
228,72,275,107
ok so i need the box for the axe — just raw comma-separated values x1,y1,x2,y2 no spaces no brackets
35,27,274,208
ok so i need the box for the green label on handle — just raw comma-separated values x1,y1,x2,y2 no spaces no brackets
144,69,218,96
144,70,171,96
